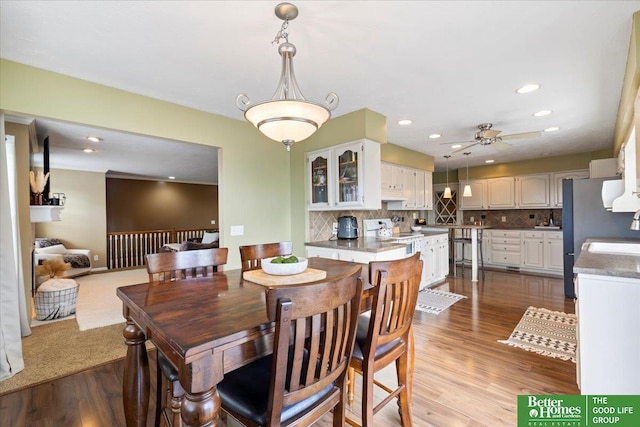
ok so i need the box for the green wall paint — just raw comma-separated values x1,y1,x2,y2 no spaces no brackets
1,59,291,269
381,143,434,171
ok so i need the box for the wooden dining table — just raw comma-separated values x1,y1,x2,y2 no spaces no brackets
117,257,374,427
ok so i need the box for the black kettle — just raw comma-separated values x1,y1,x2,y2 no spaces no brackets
337,216,358,239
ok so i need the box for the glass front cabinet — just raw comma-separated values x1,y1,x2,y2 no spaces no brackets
306,139,381,211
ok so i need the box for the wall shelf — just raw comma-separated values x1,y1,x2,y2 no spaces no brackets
30,206,64,222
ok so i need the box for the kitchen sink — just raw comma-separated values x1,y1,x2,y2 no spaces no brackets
587,241,640,256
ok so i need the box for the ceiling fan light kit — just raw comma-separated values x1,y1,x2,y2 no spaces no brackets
448,123,542,154
236,2,338,151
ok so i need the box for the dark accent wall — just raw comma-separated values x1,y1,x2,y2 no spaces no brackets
106,178,218,232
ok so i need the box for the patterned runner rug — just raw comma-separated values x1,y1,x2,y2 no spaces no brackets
499,306,576,362
415,289,467,315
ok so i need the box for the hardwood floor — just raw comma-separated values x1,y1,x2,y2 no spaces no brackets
0,267,578,426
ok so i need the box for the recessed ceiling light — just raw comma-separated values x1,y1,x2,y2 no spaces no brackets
544,126,560,132
83,148,95,153
485,159,495,164
429,134,441,139
86,136,102,143
398,119,412,126
516,84,540,94
168,176,176,180
451,144,462,149
533,110,552,117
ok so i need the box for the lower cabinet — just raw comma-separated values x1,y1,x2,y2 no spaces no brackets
305,246,407,265
480,229,563,275
575,273,640,394
420,234,449,289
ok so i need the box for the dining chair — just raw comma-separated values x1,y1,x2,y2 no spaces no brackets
217,266,364,427
239,241,293,271
145,247,229,427
146,247,229,282
346,252,423,427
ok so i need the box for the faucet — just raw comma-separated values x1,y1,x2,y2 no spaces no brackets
631,209,640,230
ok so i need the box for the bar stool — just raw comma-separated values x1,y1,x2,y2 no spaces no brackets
452,228,484,278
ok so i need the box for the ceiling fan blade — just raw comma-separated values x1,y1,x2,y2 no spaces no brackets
452,142,479,154
500,131,542,141
483,129,501,138
492,140,512,150
439,140,474,145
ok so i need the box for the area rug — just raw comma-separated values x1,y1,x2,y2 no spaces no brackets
499,306,576,362
415,289,467,315
0,320,143,395
74,268,148,331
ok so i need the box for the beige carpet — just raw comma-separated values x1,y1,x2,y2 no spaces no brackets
74,268,148,331
0,320,134,395
2,268,153,395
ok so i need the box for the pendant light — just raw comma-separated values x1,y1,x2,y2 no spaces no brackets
443,155,452,198
463,152,473,197
236,3,339,151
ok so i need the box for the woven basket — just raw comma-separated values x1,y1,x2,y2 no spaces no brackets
34,279,79,321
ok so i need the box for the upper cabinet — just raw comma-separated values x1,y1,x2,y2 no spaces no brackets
550,169,589,207
386,167,433,210
516,173,550,208
486,177,516,209
307,139,381,211
381,162,405,200
459,179,487,210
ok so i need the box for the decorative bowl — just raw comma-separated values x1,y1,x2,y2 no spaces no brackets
261,256,308,276
411,225,422,232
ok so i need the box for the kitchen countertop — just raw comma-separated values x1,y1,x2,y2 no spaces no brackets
305,230,448,253
421,225,562,231
574,238,640,279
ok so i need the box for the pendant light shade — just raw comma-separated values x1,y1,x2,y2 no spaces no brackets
444,155,452,198
463,152,473,198
236,3,338,151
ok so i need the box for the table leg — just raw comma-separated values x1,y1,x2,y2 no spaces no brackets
182,388,221,427
123,319,149,427
471,228,478,282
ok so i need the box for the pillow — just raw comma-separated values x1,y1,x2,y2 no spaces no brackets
201,232,219,244
35,238,64,248
179,241,219,251
36,244,68,255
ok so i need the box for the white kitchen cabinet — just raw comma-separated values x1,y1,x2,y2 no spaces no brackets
420,234,449,289
305,246,407,265
544,231,563,271
490,230,521,267
381,162,405,200
307,148,333,209
521,231,545,269
486,177,516,209
550,169,589,207
459,179,487,210
516,173,550,208
387,168,433,210
576,273,640,394
307,139,381,211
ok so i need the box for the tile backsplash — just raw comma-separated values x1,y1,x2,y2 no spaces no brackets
309,207,423,241
462,208,562,229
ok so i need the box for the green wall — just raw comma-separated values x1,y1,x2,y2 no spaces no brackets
1,59,291,269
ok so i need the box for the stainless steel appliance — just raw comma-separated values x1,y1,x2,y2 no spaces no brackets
562,177,637,298
337,215,358,239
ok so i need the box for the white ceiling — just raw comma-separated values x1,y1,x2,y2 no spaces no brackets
1,0,639,178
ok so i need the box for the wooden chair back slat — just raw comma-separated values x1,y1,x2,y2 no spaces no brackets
367,252,423,352
145,248,229,282
239,241,293,271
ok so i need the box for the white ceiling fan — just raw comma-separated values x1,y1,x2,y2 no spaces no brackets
446,123,542,154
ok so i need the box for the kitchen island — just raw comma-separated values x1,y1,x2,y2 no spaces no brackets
573,238,640,394
306,229,450,288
